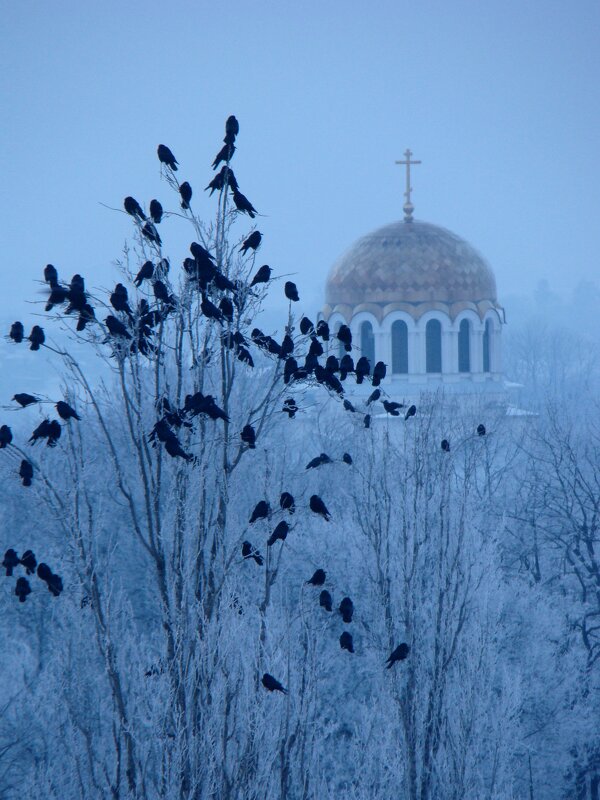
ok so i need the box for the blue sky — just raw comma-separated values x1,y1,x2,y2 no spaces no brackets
2,0,599,332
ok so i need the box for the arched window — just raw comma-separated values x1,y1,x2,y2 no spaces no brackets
426,319,442,373
391,320,409,374
483,320,492,372
360,321,375,367
458,319,470,373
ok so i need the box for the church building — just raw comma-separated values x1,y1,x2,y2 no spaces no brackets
320,151,506,396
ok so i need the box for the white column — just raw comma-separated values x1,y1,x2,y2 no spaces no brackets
473,329,484,374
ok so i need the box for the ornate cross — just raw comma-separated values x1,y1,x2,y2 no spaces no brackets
395,148,421,222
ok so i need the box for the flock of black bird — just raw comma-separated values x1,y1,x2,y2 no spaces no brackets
2,547,63,603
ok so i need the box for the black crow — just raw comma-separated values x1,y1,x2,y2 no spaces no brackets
225,115,239,141
184,392,229,422
283,358,298,385
372,361,386,386
299,317,314,335
242,540,263,566
262,673,287,694
44,264,58,286
441,439,450,452
319,590,333,611
179,181,192,209
240,231,262,254
241,424,256,449
28,326,45,351
383,400,402,417
307,569,326,586
309,337,323,358
9,321,24,343
110,283,132,316
477,423,486,436
309,494,330,521
141,222,162,246
280,334,294,358
284,281,299,302
212,142,235,170
163,437,193,461
0,425,13,448
201,296,223,322
343,399,355,413
340,632,354,653
37,562,52,582
249,500,270,524
280,492,295,513
316,320,329,340
364,414,371,429
337,324,352,351
367,389,381,405
386,642,410,668
30,419,61,447
2,549,19,576
342,452,352,465
339,597,354,623
19,460,33,486
405,404,416,420
157,144,178,170
45,285,69,311
236,346,254,367
339,354,354,380
124,196,146,221
250,264,271,286
190,241,216,264
232,188,257,218
355,356,370,384
15,577,31,603
134,260,154,287
77,303,96,331
220,297,234,321
326,355,339,372
13,393,39,408
205,166,239,195
56,401,81,421
153,280,170,304
282,398,298,418
267,520,289,546
149,199,163,223
46,573,63,597
305,453,333,470
20,550,37,574
105,316,131,339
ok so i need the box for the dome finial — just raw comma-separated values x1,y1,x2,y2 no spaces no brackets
395,148,421,223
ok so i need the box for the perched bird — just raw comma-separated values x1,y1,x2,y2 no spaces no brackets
201,296,223,322
190,241,216,265
153,280,171,305
343,399,355,413
309,337,323,357
44,264,59,286
0,424,13,448
28,326,45,351
45,285,68,312
299,317,314,335
110,283,132,316
355,356,370,384
383,400,402,417
441,439,450,452
124,196,146,221
267,520,289,547
240,231,262,254
220,297,234,321
184,392,229,422
319,590,333,612
232,188,257,218
280,492,295,513
339,597,354,623
242,540,263,566
19,460,33,486
316,320,329,341
141,222,162,246
241,424,256,449
339,354,354,380
9,321,24,343
2,549,19,576
372,361,386,387
305,453,333,470
249,500,270,524
282,398,298,418
386,642,410,668
179,181,192,209
340,632,354,653
326,355,339,372
262,673,287,694
20,550,37,574
364,414,371,429
249,264,271,287
30,419,61,447
15,577,31,603
46,573,63,597
284,281,299,302
134,260,154,287
342,452,352,465
280,334,294,358
149,199,163,224
236,346,254,367
283,358,298,385
206,166,238,195
13,393,39,408
164,435,194,462
37,562,52,582
405,404,417,420
309,494,331,521
105,316,131,339
337,324,352,352
157,144,178,171
307,569,326,586
56,401,81,421
225,114,239,142
477,423,486,436
212,142,235,170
